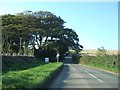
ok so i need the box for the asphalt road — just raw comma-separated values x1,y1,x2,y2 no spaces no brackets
49,56,118,88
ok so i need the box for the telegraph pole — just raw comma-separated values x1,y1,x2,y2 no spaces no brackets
23,41,25,56
19,37,22,55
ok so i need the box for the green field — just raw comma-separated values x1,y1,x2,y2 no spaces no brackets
2,56,63,89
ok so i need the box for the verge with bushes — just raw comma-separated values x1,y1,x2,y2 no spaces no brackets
80,47,118,73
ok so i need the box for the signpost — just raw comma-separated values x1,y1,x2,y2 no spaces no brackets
45,57,49,63
56,53,60,62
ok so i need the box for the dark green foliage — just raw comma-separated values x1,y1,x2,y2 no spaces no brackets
57,40,69,61
69,50,82,64
72,52,81,64
34,47,57,62
2,11,83,58
10,43,19,53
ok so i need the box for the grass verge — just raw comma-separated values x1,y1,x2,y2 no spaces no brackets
2,62,63,89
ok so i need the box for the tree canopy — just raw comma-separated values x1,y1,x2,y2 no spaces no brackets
2,10,83,61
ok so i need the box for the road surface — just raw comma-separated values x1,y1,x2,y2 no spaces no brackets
49,56,118,88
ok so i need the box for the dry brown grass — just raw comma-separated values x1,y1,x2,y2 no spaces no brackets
81,49,118,56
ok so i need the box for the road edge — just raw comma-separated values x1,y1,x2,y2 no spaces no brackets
40,63,64,88
79,64,118,76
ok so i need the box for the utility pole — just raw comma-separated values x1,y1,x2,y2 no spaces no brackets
23,41,25,56
19,37,22,55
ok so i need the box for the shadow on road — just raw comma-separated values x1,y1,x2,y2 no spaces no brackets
49,64,71,88
49,54,75,88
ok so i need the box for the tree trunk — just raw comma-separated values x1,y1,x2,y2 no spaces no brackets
45,36,48,43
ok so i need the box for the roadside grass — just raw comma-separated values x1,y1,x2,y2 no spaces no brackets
80,55,118,73
2,62,63,89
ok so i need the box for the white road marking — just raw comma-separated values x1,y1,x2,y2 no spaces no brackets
85,71,103,83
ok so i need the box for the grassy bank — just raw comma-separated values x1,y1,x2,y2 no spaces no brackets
2,56,63,89
2,56,42,73
2,62,63,89
80,55,118,73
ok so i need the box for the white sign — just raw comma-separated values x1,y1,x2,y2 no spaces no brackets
45,57,49,63
56,53,60,62
56,53,60,57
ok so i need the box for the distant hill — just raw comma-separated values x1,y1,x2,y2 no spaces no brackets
81,49,118,56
